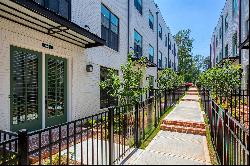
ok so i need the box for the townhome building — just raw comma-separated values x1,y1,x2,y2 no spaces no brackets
210,0,249,90
0,0,178,132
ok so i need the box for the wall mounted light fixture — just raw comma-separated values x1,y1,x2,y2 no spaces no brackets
86,64,93,72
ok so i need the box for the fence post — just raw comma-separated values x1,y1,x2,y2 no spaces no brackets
108,107,115,165
135,103,140,148
18,129,29,165
223,109,228,165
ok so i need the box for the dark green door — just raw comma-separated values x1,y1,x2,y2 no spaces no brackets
45,55,67,127
10,46,42,132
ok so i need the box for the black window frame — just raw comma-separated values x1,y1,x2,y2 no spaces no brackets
100,66,119,109
158,51,163,68
149,44,154,63
33,0,71,20
149,10,154,30
225,44,229,57
159,24,162,40
101,4,119,51
134,30,143,58
134,0,142,14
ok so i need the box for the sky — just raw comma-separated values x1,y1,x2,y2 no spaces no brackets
154,0,225,57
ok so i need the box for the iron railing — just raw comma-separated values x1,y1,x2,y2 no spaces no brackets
0,86,186,165
200,88,249,165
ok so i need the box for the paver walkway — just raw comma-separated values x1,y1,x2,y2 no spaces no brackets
122,87,211,165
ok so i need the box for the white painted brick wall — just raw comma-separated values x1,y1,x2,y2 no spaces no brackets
210,0,249,89
0,18,89,130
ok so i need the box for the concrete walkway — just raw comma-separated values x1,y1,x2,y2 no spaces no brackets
122,87,211,165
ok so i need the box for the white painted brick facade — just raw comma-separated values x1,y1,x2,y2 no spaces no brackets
210,0,249,89
0,0,178,130
0,18,89,130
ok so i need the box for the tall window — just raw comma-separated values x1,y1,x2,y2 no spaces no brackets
100,67,118,109
232,33,238,56
149,45,154,63
219,27,222,39
149,11,154,30
158,24,162,39
219,50,223,61
158,51,162,68
33,0,71,19
134,0,142,14
246,18,249,38
225,44,228,57
165,57,168,68
225,13,229,32
165,36,168,47
134,30,143,58
232,0,238,17
216,37,218,47
101,5,119,51
148,75,154,97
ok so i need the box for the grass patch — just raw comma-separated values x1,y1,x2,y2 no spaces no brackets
139,106,175,149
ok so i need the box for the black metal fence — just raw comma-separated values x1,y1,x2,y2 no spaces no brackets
200,88,249,165
0,86,186,165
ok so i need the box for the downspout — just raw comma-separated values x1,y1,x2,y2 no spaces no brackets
210,44,212,68
128,0,130,55
213,35,216,65
221,15,224,59
239,0,242,65
174,44,176,71
168,33,170,68
156,11,159,81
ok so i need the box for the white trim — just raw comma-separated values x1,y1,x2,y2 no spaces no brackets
68,57,72,122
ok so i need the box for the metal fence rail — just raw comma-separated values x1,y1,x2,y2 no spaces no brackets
0,86,186,165
0,130,19,165
200,88,249,165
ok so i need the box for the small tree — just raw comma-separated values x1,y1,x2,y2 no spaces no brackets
198,60,242,94
100,52,148,105
157,68,184,90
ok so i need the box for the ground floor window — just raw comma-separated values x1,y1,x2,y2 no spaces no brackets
100,66,118,109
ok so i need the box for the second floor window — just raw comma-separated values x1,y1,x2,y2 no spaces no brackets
232,33,238,56
158,51,162,68
149,11,154,30
134,0,142,14
101,5,119,51
233,0,238,17
165,57,168,68
159,24,162,40
134,30,143,58
225,13,229,31
149,45,154,63
225,44,228,57
165,36,168,47
219,27,222,39
33,0,71,19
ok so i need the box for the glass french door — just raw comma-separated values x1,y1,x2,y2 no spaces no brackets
45,55,67,127
10,46,68,131
10,46,42,131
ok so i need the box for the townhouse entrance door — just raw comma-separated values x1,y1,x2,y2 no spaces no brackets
45,55,67,127
10,46,42,131
10,46,68,131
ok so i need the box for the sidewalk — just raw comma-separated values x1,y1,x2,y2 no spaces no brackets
122,87,211,165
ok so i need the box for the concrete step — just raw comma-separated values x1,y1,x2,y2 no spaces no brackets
186,92,199,95
162,120,206,129
181,98,199,102
160,124,206,136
